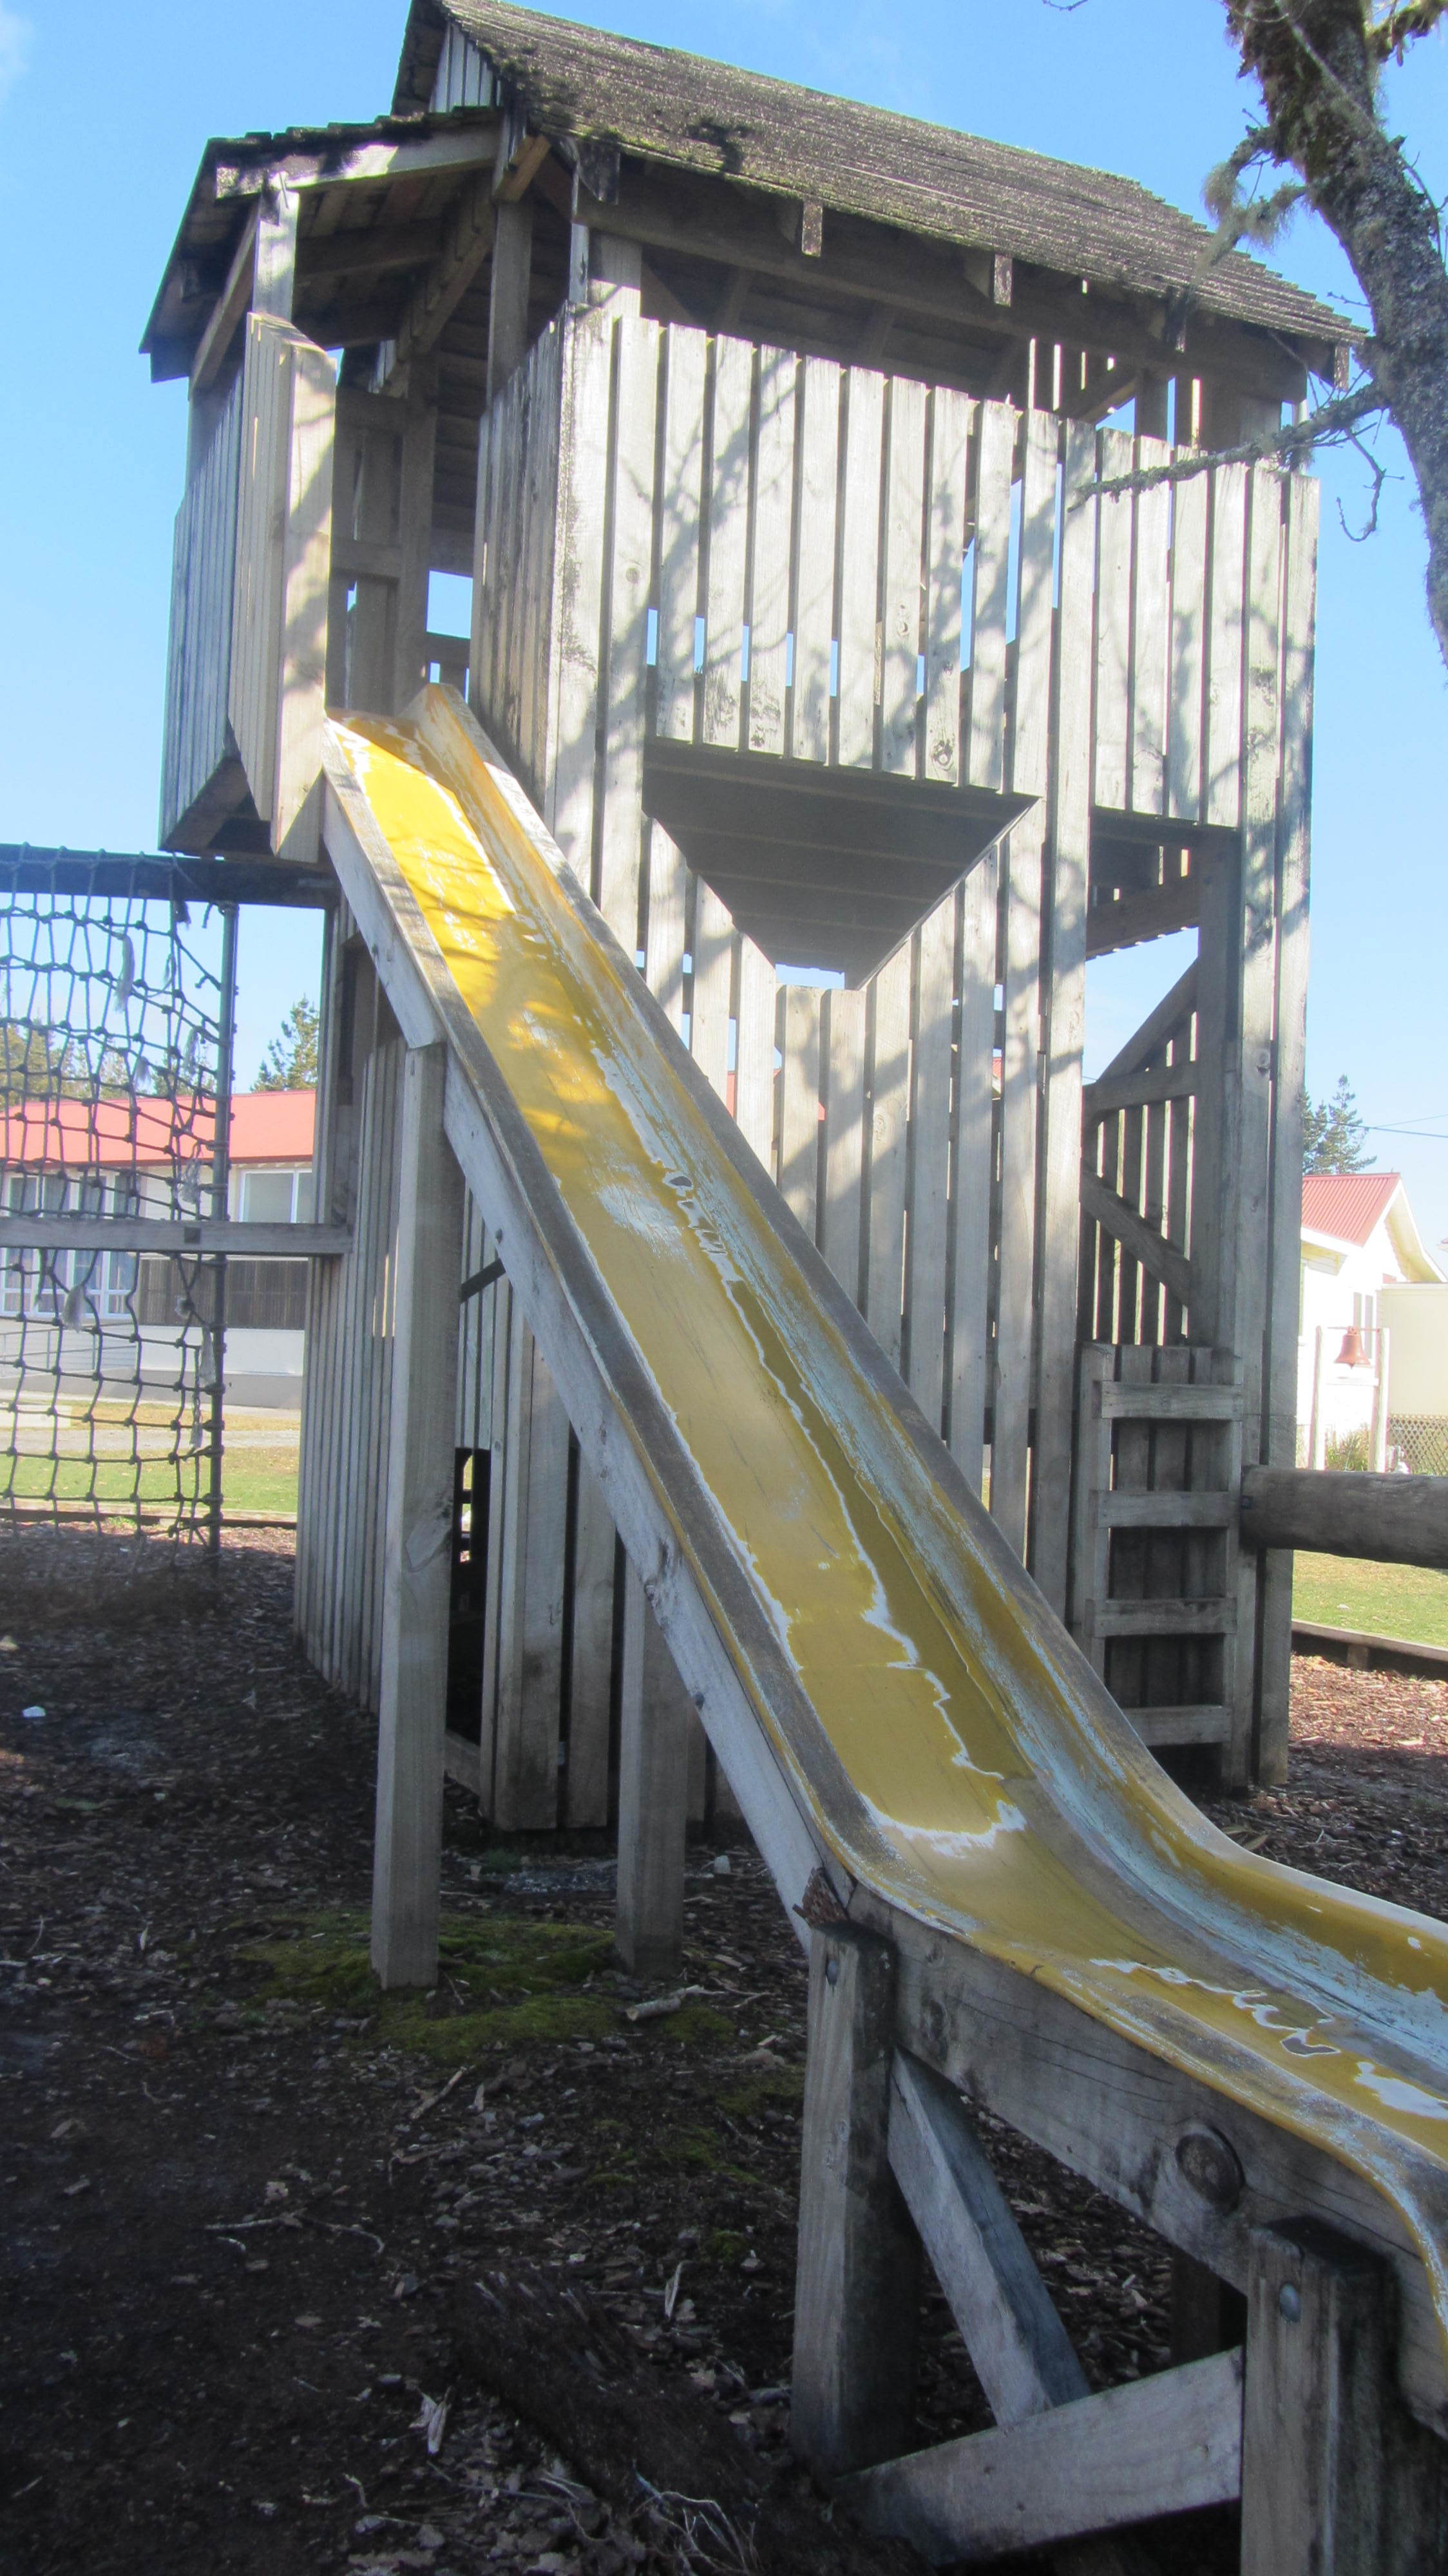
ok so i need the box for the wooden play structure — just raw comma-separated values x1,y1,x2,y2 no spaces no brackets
127,5,1448,2563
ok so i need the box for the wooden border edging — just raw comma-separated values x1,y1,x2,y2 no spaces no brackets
1292,1620,1448,1681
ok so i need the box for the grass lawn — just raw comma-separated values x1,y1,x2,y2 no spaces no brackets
6,1428,299,1520
1293,1550,1448,1651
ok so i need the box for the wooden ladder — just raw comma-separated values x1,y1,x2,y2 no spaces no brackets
1070,1343,1253,1783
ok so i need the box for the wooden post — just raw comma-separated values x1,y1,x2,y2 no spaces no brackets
253,178,298,320
615,1562,691,1980
371,1043,465,1990
1241,2219,1422,2576
487,199,534,404
792,1922,920,2476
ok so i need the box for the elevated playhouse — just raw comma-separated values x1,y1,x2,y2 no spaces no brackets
133,6,1448,2564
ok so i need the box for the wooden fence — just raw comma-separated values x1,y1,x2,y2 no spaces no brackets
160,367,244,848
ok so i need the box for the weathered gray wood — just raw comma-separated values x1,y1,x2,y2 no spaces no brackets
837,368,885,768
1241,1468,1448,1569
792,1924,920,2476
864,938,912,1373
993,808,1045,1555
821,986,866,1303
778,984,823,1236
372,1044,465,1989
487,197,535,403
702,336,753,751
491,1319,570,1828
948,853,996,1496
1078,1171,1194,1312
734,936,777,1170
906,893,955,1428
792,355,841,763
888,2054,1086,2420
841,2347,1243,2564
655,326,707,744
1242,2222,1404,2576
920,386,971,787
747,344,795,757
0,1216,349,1255
546,312,613,867
1129,437,1170,815
566,1454,617,1828
966,401,1014,791
1092,427,1133,811
1167,462,1209,823
596,314,660,940
616,1562,692,1980
253,178,299,321
880,376,927,775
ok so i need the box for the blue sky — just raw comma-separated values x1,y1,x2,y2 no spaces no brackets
1,1,1443,1229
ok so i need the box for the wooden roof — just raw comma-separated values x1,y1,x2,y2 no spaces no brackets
395,0,1347,343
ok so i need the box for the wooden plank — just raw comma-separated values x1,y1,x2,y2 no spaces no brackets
1257,469,1320,1785
778,984,823,1236
689,879,734,1103
566,1455,616,1828
747,346,795,757
372,1044,464,1987
273,337,337,862
1091,1598,1236,1640
547,312,614,871
1084,1061,1199,1120
1078,1171,1194,1312
790,357,841,764
734,936,777,1170
792,1924,920,2476
616,1563,692,1979
1241,2224,1394,2576
655,325,707,743
992,809,1045,1555
948,854,996,1495
1025,416,1092,1613
390,400,437,718
1129,437,1171,815
254,179,299,320
191,204,259,393
879,376,928,777
487,197,534,402
701,336,754,751
818,985,866,1303
392,171,495,370
1101,1489,1234,1530
920,387,971,788
1069,1346,1116,1662
965,401,1014,791
1098,1380,1241,1423
888,2054,1087,2420
1094,963,1197,1087
1092,426,1133,810
491,1321,569,1828
1009,407,1059,800
1167,463,1209,823
864,938,912,1372
836,368,885,768
841,2347,1243,2564
0,1217,349,1255
643,822,689,1029
906,893,955,1430
1204,462,1248,830
597,314,660,943
1130,1705,1232,1747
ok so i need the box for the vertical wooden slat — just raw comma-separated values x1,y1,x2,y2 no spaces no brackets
920,387,971,789
702,336,754,751
643,821,689,1028
547,310,614,869
597,313,660,942
734,936,777,1170
778,984,823,1235
616,1566,692,1980
1024,416,1092,1611
747,346,795,756
1204,462,1248,829
992,808,1044,1557
821,987,866,1304
1257,470,1319,1785
1009,409,1058,801
491,1323,570,1828
566,1455,616,1828
1091,424,1133,812
948,853,997,1495
690,879,734,1103
1167,465,1209,824
906,891,955,1431
965,400,1015,792
655,325,707,743
836,368,885,768
1129,437,1170,819
791,356,841,764
880,377,928,777
865,939,912,1373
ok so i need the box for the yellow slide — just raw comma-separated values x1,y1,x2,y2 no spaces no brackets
325,687,1448,2393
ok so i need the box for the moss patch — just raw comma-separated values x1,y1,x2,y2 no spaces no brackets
659,2003,735,2047
716,2065,806,2117
244,1908,617,2061
703,2228,749,2265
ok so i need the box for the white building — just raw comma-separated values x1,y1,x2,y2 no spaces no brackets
1298,1171,1445,1466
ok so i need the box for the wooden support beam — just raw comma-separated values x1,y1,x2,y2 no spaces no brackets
1241,1466,1448,1569
1083,1060,1199,1121
839,2347,1243,2564
191,205,259,393
888,2054,1086,2420
1240,2221,1441,2576
302,220,444,283
792,1923,920,2477
0,1216,350,1256
1085,873,1200,957
487,198,535,402
371,1042,465,1989
215,122,498,200
1078,1170,1194,1311
614,1562,692,1981
253,179,299,319
390,174,496,370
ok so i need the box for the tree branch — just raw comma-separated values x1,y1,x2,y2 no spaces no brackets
1081,377,1386,504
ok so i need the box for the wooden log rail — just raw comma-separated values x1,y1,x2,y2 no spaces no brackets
1241,1466,1448,1571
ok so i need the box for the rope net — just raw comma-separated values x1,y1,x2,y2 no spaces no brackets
1,862,232,1542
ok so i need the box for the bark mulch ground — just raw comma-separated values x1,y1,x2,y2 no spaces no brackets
2,1528,1446,2576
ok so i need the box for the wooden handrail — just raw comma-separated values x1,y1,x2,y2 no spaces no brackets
1240,1466,1448,1569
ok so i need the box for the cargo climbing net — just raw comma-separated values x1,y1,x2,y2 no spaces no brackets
0,857,236,1546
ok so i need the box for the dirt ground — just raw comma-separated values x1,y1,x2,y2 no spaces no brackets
3,1529,1447,2576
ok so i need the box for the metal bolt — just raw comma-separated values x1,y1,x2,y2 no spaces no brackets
1279,2283,1302,2322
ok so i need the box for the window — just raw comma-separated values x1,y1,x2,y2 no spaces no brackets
239,1167,309,1225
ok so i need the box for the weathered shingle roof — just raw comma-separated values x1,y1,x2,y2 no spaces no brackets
397,0,1349,343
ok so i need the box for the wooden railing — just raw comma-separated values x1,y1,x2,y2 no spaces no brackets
160,367,245,848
